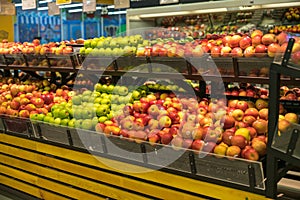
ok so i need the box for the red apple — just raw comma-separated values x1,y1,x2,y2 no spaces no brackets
211,46,221,57
244,46,255,57
251,30,264,39
258,108,268,120
236,100,249,112
252,35,262,47
267,43,280,57
231,47,243,57
231,135,247,149
251,140,266,156
222,130,234,146
247,127,257,139
252,119,268,135
191,139,204,151
262,33,277,45
243,147,259,161
242,115,256,126
229,35,242,48
244,107,259,118
239,36,252,49
226,145,241,157
255,44,267,57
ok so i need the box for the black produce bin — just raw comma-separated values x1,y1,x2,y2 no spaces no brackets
3,116,33,137
69,128,105,153
37,122,70,145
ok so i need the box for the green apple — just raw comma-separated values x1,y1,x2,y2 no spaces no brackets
98,116,108,123
100,98,111,105
94,97,102,104
131,90,141,100
100,85,108,93
58,109,69,119
74,119,82,129
43,115,53,123
81,119,93,130
61,118,70,127
82,95,90,102
85,48,93,55
94,83,102,92
118,86,128,96
106,85,115,94
84,40,91,48
54,118,61,125
37,113,45,121
72,95,82,105
68,119,75,127
107,112,114,120
79,47,85,54
96,104,110,117
92,117,99,127
82,90,92,96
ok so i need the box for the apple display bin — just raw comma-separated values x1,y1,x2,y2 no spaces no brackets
1,116,34,137
68,128,105,153
272,123,300,160
34,122,71,145
0,55,6,65
236,57,273,77
46,53,80,70
188,56,234,76
3,53,26,66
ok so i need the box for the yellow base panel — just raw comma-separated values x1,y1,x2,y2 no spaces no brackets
0,134,270,200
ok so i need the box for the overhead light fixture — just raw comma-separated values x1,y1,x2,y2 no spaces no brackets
261,2,300,8
59,3,83,9
192,8,227,14
108,11,127,15
139,11,190,18
15,3,22,7
96,6,102,10
68,9,83,13
107,5,114,9
38,7,49,11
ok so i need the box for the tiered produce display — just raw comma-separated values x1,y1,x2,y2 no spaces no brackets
0,28,300,198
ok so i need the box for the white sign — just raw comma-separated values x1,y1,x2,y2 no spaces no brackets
160,0,179,5
83,0,96,13
0,2,15,15
48,2,60,15
22,0,36,10
114,0,130,9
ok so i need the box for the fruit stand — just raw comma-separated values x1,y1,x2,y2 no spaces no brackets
0,0,300,199
0,37,299,199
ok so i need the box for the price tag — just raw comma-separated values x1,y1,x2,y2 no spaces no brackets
56,0,71,5
114,0,130,9
22,0,36,10
83,0,96,13
48,2,60,16
0,2,15,15
160,0,179,5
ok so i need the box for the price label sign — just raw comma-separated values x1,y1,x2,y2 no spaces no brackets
160,0,179,5
56,0,72,5
48,2,60,16
83,0,96,13
114,0,130,9
22,0,36,10
0,2,15,15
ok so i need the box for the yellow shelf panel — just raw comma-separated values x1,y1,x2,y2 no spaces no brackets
0,134,270,200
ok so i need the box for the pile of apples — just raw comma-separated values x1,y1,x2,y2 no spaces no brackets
0,39,73,55
94,89,298,161
0,79,71,119
80,35,147,57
